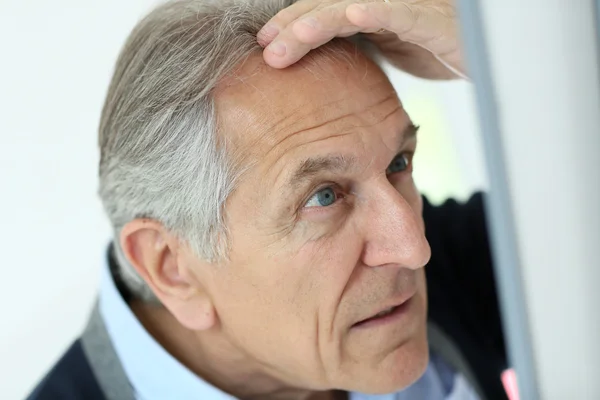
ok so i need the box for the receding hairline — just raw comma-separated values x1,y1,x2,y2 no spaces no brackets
212,38,379,162
216,37,372,92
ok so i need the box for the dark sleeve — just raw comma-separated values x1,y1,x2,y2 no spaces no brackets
423,192,508,400
27,340,106,400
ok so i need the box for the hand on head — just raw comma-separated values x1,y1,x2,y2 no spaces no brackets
257,0,466,79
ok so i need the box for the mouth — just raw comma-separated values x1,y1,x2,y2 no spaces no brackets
352,295,415,329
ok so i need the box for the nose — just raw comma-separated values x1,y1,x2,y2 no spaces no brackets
359,182,431,270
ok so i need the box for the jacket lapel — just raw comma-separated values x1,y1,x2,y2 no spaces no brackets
81,301,135,400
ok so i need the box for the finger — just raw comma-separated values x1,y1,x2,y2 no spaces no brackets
263,1,374,69
262,27,316,69
291,0,380,45
257,1,319,47
346,1,458,54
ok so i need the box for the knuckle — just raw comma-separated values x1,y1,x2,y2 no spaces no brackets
275,7,297,24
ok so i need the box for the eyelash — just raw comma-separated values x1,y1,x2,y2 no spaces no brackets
389,152,415,175
301,151,414,211
302,183,347,212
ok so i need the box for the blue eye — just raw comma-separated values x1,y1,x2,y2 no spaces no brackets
305,187,337,208
387,154,410,174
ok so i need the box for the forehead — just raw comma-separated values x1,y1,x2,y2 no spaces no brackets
215,46,405,166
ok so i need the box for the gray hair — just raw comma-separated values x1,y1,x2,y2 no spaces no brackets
98,0,369,302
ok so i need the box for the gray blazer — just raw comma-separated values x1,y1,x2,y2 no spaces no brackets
81,303,135,400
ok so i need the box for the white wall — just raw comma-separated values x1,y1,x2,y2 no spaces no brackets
0,2,158,398
0,1,485,399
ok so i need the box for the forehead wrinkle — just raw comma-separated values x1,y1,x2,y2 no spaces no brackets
261,91,399,167
262,108,404,211
219,51,404,200
249,101,406,207
219,58,397,163
269,129,358,203
285,101,405,183
220,84,353,165
260,102,355,163
227,65,395,139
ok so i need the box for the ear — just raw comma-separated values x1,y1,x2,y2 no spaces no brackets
119,219,216,331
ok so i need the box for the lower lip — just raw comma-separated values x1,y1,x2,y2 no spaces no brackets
352,298,414,329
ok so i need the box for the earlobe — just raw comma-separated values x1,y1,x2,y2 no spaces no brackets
119,220,218,331
173,295,217,331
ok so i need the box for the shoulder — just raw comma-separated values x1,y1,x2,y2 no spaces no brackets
27,340,105,400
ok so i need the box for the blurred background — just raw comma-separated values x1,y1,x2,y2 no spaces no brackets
0,1,488,398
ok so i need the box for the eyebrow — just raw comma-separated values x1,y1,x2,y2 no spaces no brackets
286,122,419,192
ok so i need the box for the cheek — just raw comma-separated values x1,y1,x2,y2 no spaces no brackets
281,219,364,301
300,224,366,315
212,223,364,370
219,216,362,319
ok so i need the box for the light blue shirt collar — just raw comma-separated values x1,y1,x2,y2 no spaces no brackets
98,249,476,400
99,257,235,400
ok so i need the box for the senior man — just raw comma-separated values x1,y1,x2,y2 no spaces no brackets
29,0,507,399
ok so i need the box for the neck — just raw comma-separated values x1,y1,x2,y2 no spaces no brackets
130,300,346,400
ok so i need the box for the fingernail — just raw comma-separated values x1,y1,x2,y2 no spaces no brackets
354,3,368,12
259,24,280,40
267,41,287,56
298,17,319,29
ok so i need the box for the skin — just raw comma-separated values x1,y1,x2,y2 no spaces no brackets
120,45,432,400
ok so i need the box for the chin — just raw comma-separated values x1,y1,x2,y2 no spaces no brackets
343,329,430,395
